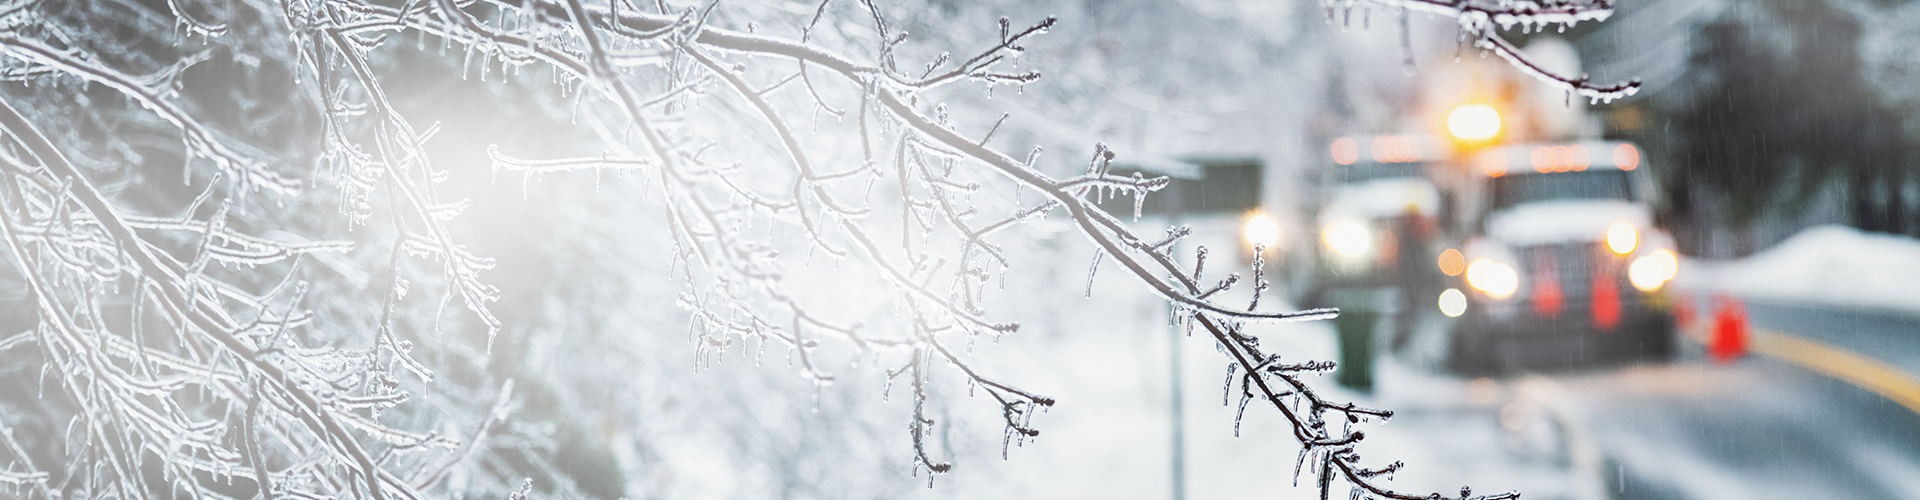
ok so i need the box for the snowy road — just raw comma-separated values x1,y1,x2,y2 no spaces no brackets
1553,302,1920,500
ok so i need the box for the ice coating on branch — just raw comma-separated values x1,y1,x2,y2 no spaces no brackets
0,0,1577,497
1333,0,1640,102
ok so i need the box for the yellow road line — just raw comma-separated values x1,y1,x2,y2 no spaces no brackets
1749,329,1920,416
1687,323,1920,415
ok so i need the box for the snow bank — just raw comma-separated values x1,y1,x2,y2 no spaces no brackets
1678,225,1920,314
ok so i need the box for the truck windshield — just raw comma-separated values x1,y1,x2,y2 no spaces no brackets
1334,162,1424,183
1491,170,1633,210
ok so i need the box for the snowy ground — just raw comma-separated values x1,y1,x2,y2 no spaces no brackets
875,217,1605,500
893,266,1598,500
1675,224,1920,315
903,224,1920,500
599,223,1920,499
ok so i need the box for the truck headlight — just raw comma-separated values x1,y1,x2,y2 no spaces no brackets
1438,288,1468,317
1629,249,1678,291
1607,222,1637,255
1245,214,1280,253
1322,221,1370,256
1465,258,1519,299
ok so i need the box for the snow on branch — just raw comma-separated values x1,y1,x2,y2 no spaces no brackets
0,35,303,195
1339,0,1641,102
0,94,444,500
0,3,517,499
0,0,1638,498
412,1,1508,497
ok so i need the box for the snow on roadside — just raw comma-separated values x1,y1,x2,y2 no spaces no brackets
1676,225,1920,315
911,217,1580,499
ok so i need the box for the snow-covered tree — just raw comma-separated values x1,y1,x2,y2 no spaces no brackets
0,1,1633,499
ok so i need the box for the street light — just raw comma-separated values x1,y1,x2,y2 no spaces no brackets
1447,104,1502,142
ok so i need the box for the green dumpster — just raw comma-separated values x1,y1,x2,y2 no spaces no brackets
1326,289,1387,392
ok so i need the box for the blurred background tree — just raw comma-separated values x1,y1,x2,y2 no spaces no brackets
1623,0,1920,256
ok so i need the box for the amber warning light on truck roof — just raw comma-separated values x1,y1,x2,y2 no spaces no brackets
1614,143,1640,170
1332,136,1428,164
1479,152,1509,177
1370,136,1420,163
1331,137,1359,165
1447,104,1502,142
1532,145,1591,173
1480,141,1645,177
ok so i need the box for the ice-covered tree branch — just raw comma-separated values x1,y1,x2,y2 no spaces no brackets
0,0,1638,498
1339,0,1641,102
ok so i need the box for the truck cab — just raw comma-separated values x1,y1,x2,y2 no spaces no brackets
1301,135,1446,310
1446,141,1679,373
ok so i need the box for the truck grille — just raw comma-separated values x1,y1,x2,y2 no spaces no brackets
1519,242,1644,324
1526,243,1596,300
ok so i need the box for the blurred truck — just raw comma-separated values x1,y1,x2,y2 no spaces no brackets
1298,135,1446,309
1443,141,1679,373
1296,135,1453,389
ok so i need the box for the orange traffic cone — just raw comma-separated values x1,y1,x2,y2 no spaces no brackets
1709,294,1748,364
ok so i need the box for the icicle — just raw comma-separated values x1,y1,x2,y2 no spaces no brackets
1193,246,1208,284
1293,448,1311,487
1132,172,1146,220
1222,363,1237,406
1248,245,1267,311
462,43,474,80
1083,250,1103,298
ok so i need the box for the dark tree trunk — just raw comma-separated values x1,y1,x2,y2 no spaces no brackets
1889,167,1907,236
1852,168,1881,233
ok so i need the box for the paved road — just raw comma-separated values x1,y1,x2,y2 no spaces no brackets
1556,302,1920,499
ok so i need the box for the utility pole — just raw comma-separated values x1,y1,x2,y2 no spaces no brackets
1171,303,1187,500
1166,187,1187,500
